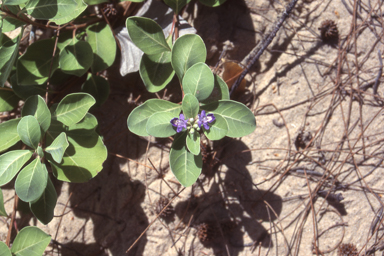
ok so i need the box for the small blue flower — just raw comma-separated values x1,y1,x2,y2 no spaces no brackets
170,114,188,133
198,110,215,130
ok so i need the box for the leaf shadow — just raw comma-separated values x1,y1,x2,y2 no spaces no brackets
174,138,282,255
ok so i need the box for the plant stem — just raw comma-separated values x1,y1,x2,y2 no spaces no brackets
5,194,19,247
230,0,299,95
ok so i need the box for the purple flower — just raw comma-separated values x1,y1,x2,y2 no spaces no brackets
198,110,215,130
170,114,188,133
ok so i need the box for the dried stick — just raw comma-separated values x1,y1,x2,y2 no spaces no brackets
5,194,18,246
230,0,299,95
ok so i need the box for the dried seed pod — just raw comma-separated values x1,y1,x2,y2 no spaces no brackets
197,222,216,243
318,20,339,44
155,197,174,217
337,243,358,256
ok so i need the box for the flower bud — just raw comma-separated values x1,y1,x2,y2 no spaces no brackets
190,128,195,134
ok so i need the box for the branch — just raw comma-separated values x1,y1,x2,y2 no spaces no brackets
230,0,299,95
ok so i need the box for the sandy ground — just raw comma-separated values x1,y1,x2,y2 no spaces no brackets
2,0,384,255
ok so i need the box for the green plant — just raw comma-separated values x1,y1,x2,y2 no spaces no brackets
126,3,256,187
0,0,120,253
0,226,51,256
0,0,231,253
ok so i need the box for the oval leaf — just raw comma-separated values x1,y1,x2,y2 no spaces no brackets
17,116,41,149
139,51,175,93
171,34,206,80
86,22,117,73
164,0,190,14
30,175,57,225
45,132,69,164
10,75,46,100
25,0,87,25
22,95,51,134
11,226,51,256
1,5,26,32
46,114,107,182
0,150,32,186
186,132,200,155
54,93,96,126
146,112,178,138
0,89,20,112
0,241,11,256
3,0,29,4
81,73,110,107
59,40,93,77
127,99,181,137
201,75,229,103
0,118,21,153
126,17,171,55
203,113,228,140
170,132,202,187
182,62,214,101
0,189,7,217
15,158,48,202
0,33,21,87
199,0,227,7
201,100,256,137
17,38,59,85
182,93,199,119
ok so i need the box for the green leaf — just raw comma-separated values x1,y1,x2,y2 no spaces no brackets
199,0,227,7
1,16,25,32
127,99,181,137
126,17,171,55
0,241,11,256
1,5,26,32
0,89,20,111
46,113,107,182
56,30,73,52
86,22,117,73
164,0,190,14
0,150,32,186
139,51,175,93
22,95,51,134
0,189,7,217
186,131,200,155
81,73,109,107
36,146,44,159
17,38,59,85
3,0,28,5
182,93,199,119
0,118,20,153
203,113,228,140
15,158,48,202
53,93,96,127
17,116,41,149
0,32,21,87
201,100,256,137
30,175,57,224
10,74,46,100
201,75,229,103
170,132,202,187
59,40,93,77
146,111,177,138
25,0,87,25
45,132,69,164
171,34,206,80
84,0,107,4
182,62,214,101
11,226,51,256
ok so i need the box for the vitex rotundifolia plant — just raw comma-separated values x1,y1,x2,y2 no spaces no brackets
126,0,256,187
0,0,118,252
